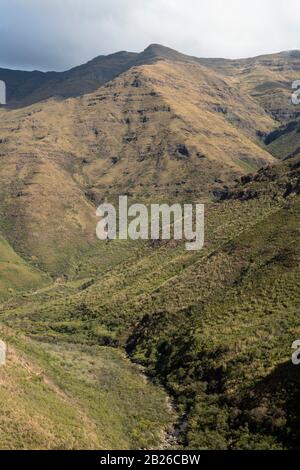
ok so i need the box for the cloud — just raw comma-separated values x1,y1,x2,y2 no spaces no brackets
1,0,300,71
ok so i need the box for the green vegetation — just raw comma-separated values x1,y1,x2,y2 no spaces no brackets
1,46,300,450
1,155,298,449
129,201,300,449
0,234,48,299
0,326,173,450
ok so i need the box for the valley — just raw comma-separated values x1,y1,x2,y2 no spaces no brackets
0,44,300,450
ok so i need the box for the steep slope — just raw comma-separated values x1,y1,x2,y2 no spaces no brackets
0,326,173,450
71,60,276,202
126,157,300,449
129,199,300,449
0,57,277,275
0,105,97,276
2,45,300,115
0,44,299,452
263,119,300,160
3,156,298,450
2,158,300,449
0,234,48,299
0,44,198,108
200,50,300,123
0,51,138,107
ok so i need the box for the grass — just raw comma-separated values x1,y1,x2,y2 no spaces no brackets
1,155,298,449
0,56,277,277
0,234,48,300
127,197,300,449
0,326,173,450
0,52,300,450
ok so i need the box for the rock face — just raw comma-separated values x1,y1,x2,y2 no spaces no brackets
0,340,6,366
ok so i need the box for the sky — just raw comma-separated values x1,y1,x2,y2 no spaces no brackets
1,0,300,71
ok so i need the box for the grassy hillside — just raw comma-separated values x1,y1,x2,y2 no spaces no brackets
200,50,300,123
0,325,173,450
129,199,300,449
1,155,299,449
6,45,300,291
263,119,300,159
0,233,48,299
0,55,277,275
1,45,300,450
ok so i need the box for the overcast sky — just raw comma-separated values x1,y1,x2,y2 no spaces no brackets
1,0,300,71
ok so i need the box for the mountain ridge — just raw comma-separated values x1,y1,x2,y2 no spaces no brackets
1,43,300,450
2,44,300,108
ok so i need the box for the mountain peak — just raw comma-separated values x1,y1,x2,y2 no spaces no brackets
143,43,176,54
136,43,193,65
142,43,183,58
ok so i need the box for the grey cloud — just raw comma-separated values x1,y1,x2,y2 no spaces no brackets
0,0,300,71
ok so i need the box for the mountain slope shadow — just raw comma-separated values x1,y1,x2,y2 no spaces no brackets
240,360,300,449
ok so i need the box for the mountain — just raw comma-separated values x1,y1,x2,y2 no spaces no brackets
1,46,282,276
2,44,300,114
2,154,299,449
0,44,300,450
0,44,194,108
0,51,136,107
